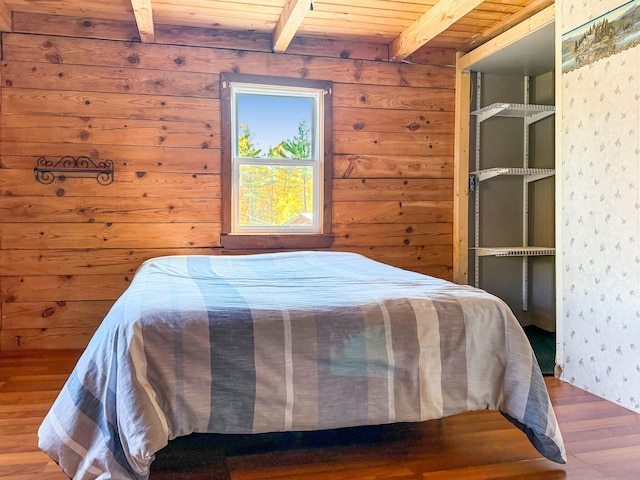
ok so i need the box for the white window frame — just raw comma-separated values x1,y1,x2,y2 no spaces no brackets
220,73,334,251
229,83,325,234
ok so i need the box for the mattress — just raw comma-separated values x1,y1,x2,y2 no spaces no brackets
38,251,566,479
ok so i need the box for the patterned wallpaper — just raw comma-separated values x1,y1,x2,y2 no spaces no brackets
560,0,640,412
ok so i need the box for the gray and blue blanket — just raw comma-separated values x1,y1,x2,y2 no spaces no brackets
39,251,566,479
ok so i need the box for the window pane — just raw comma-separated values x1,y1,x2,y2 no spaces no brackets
238,164,315,228
236,93,314,159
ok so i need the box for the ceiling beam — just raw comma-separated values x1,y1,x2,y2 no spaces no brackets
0,1,12,32
461,0,554,52
273,0,312,53
131,0,155,43
388,0,485,62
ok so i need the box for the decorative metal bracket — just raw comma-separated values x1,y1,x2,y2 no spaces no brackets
34,156,114,185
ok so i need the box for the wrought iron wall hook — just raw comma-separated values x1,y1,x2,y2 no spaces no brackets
34,156,114,185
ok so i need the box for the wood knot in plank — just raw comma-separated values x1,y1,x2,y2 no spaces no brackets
46,53,63,64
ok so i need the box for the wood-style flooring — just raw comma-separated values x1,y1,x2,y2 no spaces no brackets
1,349,639,479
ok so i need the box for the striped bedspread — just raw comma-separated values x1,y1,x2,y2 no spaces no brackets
38,251,566,479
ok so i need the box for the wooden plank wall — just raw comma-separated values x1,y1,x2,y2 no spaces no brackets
0,18,456,350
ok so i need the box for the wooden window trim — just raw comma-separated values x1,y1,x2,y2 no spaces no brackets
220,73,333,250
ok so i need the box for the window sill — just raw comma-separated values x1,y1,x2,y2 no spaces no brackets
220,233,334,250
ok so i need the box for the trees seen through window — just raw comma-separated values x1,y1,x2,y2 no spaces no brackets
237,121,314,227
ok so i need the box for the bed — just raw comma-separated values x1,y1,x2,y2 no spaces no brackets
38,251,566,479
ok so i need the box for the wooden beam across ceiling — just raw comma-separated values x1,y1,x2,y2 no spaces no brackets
273,0,313,53
131,0,155,43
0,1,12,32
388,0,485,62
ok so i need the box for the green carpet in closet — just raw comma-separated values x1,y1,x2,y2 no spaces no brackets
523,325,556,376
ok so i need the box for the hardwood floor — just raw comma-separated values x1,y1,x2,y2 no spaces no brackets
1,349,639,479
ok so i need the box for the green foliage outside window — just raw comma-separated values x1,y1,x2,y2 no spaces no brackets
237,121,314,228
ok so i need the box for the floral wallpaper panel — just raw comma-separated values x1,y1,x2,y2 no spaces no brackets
560,0,640,412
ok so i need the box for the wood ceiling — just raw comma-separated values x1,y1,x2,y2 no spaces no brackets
0,0,554,61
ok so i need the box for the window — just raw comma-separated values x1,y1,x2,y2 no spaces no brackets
220,74,333,249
